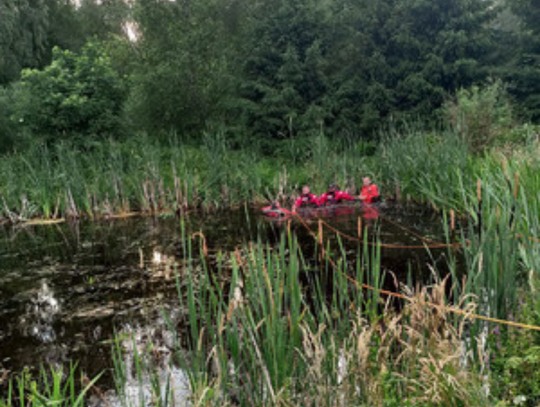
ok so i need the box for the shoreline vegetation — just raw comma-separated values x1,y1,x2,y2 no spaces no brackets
0,83,538,226
1,118,540,404
1,127,538,225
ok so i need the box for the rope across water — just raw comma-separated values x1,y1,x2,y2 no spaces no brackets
291,212,540,332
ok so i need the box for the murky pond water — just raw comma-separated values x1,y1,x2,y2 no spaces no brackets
0,203,449,394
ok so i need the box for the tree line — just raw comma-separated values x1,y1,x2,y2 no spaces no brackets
0,0,538,152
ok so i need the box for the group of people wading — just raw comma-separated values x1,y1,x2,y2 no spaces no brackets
263,176,380,218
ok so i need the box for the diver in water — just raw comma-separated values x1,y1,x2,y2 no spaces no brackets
293,185,319,212
359,176,380,203
318,184,354,206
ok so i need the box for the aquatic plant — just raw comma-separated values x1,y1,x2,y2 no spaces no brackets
0,364,101,407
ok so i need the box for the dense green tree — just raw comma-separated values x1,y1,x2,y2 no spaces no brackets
237,0,333,138
0,0,50,85
236,0,497,138
76,0,130,41
507,0,540,121
0,86,17,152
0,0,128,86
15,41,126,139
2,0,536,145
125,0,241,134
345,0,495,129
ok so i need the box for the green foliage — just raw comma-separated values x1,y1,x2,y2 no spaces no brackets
237,0,331,138
0,0,126,87
0,0,50,85
75,0,131,42
379,129,471,206
108,233,490,407
16,41,126,139
125,0,238,134
0,364,101,407
505,0,540,122
0,86,16,153
491,293,540,405
117,0,501,137
444,81,514,152
2,0,540,141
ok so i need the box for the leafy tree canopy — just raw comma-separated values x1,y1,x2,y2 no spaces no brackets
15,41,126,139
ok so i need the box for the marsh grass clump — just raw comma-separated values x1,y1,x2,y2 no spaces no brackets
0,364,101,407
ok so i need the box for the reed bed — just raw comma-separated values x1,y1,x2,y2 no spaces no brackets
0,134,312,222
107,230,492,407
1,126,539,224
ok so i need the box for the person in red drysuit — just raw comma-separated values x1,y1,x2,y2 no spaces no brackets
293,185,319,211
359,177,380,203
318,184,354,206
262,201,292,218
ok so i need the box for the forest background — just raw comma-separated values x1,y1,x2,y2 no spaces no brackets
1,0,538,153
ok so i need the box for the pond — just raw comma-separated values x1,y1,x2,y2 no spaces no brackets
0,203,451,398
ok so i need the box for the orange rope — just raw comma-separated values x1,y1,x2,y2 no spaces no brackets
377,212,447,245
292,212,540,332
315,217,462,249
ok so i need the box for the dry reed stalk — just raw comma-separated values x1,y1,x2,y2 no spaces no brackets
477,179,482,203
192,231,208,258
23,218,66,226
395,281,481,406
142,180,151,211
53,195,61,219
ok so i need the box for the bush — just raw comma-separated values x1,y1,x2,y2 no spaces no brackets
444,81,514,152
15,41,126,141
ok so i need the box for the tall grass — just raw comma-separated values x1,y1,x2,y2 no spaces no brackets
1,124,538,223
107,229,491,407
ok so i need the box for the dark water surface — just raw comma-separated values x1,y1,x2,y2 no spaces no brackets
0,203,448,391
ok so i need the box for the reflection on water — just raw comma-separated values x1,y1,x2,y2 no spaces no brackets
0,204,447,395
111,365,189,407
20,281,60,343
109,322,190,407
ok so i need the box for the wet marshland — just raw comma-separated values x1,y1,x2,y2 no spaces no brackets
0,203,451,395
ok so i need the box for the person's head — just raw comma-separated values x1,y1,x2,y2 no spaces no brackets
302,185,311,195
363,176,372,186
271,201,280,210
328,183,339,192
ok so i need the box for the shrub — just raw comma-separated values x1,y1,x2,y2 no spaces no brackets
15,41,126,141
444,81,514,152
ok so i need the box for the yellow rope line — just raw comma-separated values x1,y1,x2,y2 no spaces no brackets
293,212,540,332
376,212,447,245
317,217,462,249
